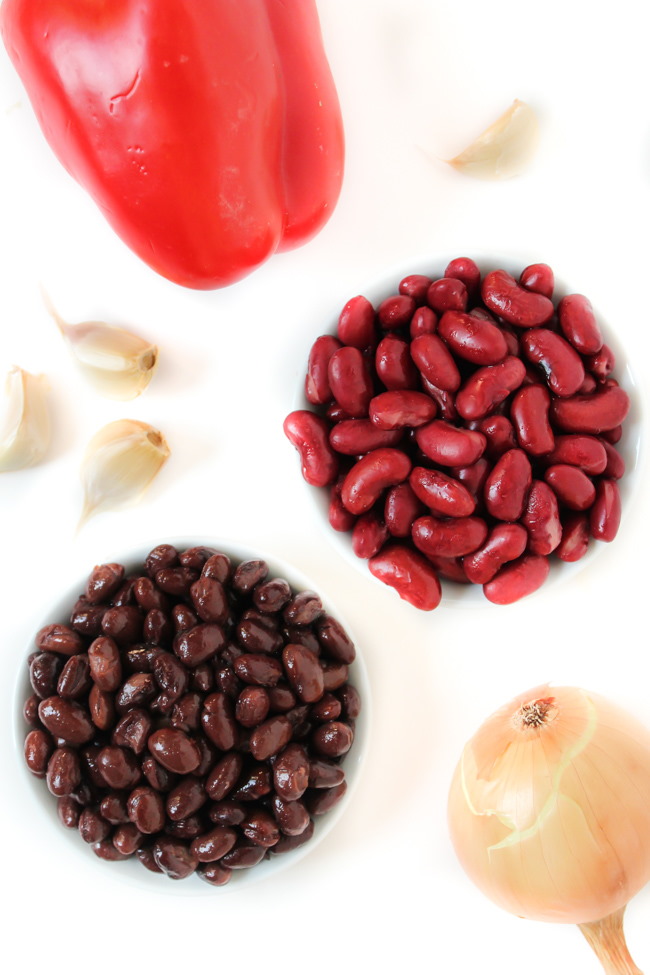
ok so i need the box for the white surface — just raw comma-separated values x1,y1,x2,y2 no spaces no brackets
0,0,649,972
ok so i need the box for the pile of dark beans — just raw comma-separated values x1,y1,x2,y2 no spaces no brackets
23,544,360,884
284,259,630,610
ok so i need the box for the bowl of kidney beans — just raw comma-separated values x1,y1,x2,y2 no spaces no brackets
284,257,638,611
18,541,369,888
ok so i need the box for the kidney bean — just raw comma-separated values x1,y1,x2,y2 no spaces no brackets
400,273,432,303
410,333,461,391
375,333,420,389
58,796,82,829
445,256,481,296
420,377,459,421
270,795,310,837
153,838,198,879
409,467,476,518
378,293,415,330
328,346,375,417
557,513,591,562
250,581,289,618
415,420,486,467
30,652,63,700
456,356,527,420
35,623,85,656
236,614,282,655
601,423,623,445
112,576,138,607
136,847,163,872
384,482,425,537
463,524,529,584
426,276,468,313
305,334,342,405
233,654,283,687
139,756,175,793
86,636,122,693
369,390,436,430
590,479,621,541
307,781,348,816
337,294,376,348
197,861,233,885
79,808,111,845
544,435,608,475
438,310,508,365
328,478,357,533
519,263,554,298
282,645,325,704
80,745,106,788
550,385,630,434
154,566,199,598
483,449,532,521
201,694,238,751
204,753,243,802
127,786,166,833
352,510,389,559
214,665,241,700
272,820,316,856
600,440,625,479
209,801,247,826
270,743,309,802
450,458,490,498
314,616,355,665
510,384,555,455
522,480,562,555
101,606,143,646
558,294,603,354
148,729,201,775
132,576,168,612
86,563,125,605
341,448,411,515
412,515,488,559
114,673,156,713
92,839,130,861
482,269,554,326
283,409,339,488
483,554,550,604
520,329,585,397
249,715,293,761
189,826,238,863
173,604,200,636
544,464,596,510
110,710,150,755
240,808,280,848
100,793,130,825
308,758,345,790
368,544,442,611
220,842,267,869
578,373,598,394
113,823,144,856
586,344,615,381
409,306,438,339
24,729,54,777
38,697,94,745
88,685,115,731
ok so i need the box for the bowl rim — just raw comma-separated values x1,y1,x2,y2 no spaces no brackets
15,536,372,895
291,250,643,607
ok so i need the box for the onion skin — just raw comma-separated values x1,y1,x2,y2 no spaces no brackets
448,685,650,926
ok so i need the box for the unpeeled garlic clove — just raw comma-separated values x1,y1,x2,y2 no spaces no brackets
43,292,158,400
79,419,170,527
0,366,50,472
446,99,539,180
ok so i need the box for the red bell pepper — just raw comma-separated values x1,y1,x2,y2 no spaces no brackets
1,0,344,289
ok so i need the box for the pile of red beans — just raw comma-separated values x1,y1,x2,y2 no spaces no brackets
23,545,360,884
284,259,629,610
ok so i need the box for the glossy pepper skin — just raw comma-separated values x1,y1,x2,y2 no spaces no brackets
1,0,344,290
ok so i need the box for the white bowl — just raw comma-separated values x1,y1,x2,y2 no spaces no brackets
14,538,371,894
293,253,642,606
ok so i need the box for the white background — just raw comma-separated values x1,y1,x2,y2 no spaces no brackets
1,0,649,972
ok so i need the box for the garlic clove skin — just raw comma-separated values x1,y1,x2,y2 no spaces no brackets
79,419,170,527
44,292,158,400
0,366,50,472
446,99,539,179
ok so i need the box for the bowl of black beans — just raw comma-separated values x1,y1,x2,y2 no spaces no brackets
18,540,369,888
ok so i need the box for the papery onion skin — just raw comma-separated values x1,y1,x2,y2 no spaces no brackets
448,684,650,926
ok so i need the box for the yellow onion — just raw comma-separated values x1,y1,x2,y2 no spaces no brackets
448,684,650,974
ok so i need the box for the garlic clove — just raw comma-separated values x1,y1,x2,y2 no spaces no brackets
446,99,539,180
79,419,170,527
43,292,158,400
0,366,50,472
